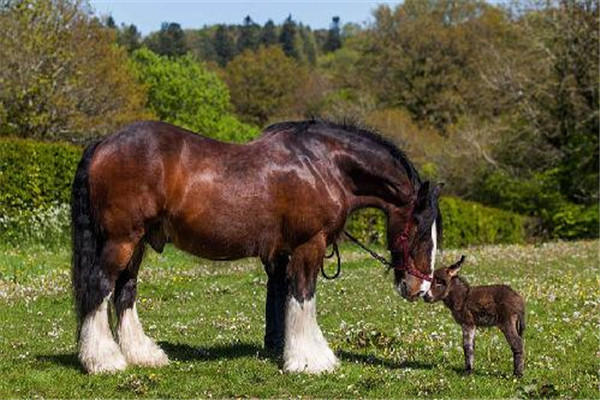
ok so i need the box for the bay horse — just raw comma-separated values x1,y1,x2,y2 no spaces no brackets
71,119,442,374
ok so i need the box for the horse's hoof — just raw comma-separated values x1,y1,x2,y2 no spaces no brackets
80,345,128,374
121,337,169,367
284,348,339,374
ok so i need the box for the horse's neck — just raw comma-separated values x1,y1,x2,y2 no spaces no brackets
337,147,413,212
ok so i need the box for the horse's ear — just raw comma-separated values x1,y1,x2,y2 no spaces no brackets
448,255,466,276
432,183,444,199
416,181,430,210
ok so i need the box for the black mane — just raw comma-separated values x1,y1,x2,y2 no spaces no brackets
263,119,422,187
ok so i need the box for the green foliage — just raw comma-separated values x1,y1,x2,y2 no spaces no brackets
323,16,342,53
359,0,505,134
213,24,236,66
0,139,78,247
0,203,70,248
0,139,81,216
131,48,258,142
237,16,260,53
224,46,307,125
475,169,599,240
439,197,527,248
0,0,151,139
279,14,300,60
346,197,528,249
144,22,188,58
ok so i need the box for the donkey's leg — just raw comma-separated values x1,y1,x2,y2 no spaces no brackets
500,318,524,377
78,240,136,374
264,253,289,353
462,325,475,375
114,244,168,367
284,235,338,374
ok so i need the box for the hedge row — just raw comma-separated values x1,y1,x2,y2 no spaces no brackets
345,197,528,249
0,138,81,215
0,138,529,248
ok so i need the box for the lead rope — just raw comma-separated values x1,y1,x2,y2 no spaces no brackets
321,230,392,280
321,242,341,279
342,230,392,268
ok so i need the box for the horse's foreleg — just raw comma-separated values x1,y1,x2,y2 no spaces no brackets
264,254,289,353
283,235,339,374
114,244,168,367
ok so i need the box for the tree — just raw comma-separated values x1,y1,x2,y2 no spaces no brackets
279,14,300,60
117,23,141,53
237,15,260,53
300,25,317,66
359,0,504,134
213,24,235,66
0,0,150,139
260,19,278,46
323,16,342,52
224,46,307,125
474,0,599,206
131,48,257,142
145,22,188,57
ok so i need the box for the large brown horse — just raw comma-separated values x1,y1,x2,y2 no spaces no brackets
71,120,442,374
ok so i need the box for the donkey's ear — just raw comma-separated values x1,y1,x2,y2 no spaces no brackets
448,255,465,276
432,183,444,199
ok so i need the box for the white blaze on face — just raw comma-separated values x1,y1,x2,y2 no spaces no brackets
419,221,437,295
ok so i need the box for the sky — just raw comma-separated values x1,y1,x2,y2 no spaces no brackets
89,1,403,34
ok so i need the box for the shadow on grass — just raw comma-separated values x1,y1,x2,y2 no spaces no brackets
338,350,434,370
36,353,84,372
158,341,274,363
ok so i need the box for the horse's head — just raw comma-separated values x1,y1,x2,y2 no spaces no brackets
389,181,443,302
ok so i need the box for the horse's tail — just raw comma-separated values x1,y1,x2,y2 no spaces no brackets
516,309,526,337
71,140,103,336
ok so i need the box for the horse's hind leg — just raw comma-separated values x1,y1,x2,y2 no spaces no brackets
114,243,168,367
77,240,138,374
283,234,338,374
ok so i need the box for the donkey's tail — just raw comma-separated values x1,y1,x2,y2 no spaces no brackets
516,310,526,337
71,140,103,336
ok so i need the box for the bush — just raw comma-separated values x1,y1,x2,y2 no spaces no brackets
0,138,81,216
439,197,527,248
131,48,259,142
345,197,528,249
0,0,151,139
474,169,599,239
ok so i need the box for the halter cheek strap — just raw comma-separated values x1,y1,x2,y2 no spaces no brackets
391,203,433,283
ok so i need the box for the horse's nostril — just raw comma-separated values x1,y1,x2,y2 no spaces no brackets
417,290,426,297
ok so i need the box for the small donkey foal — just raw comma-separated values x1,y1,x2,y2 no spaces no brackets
424,256,525,377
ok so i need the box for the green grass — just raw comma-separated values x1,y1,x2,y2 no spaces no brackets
0,240,598,398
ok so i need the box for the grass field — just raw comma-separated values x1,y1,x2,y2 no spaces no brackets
0,240,597,399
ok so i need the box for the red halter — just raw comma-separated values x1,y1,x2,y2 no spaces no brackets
391,203,433,282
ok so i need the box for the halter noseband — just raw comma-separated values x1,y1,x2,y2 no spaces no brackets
339,202,433,283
